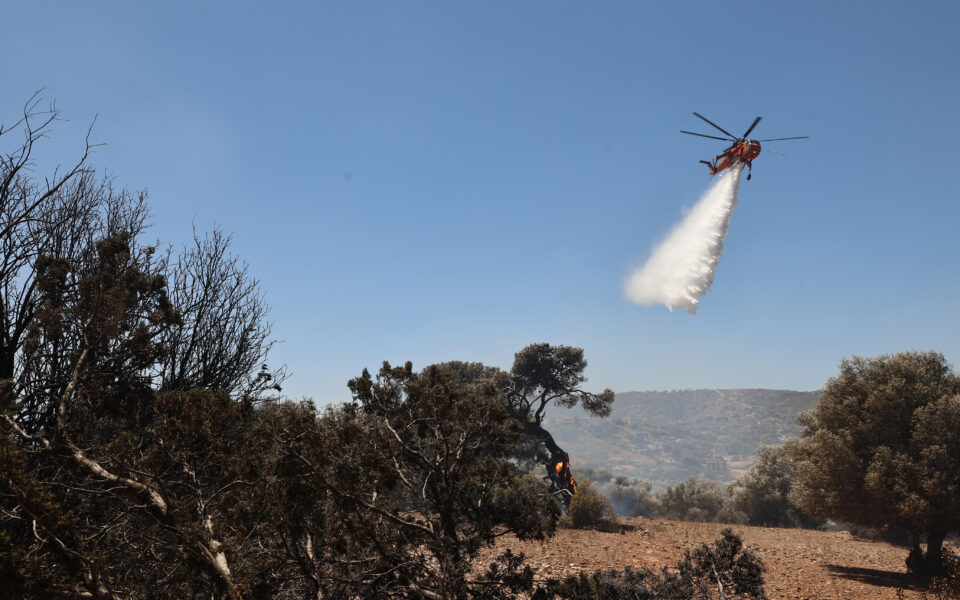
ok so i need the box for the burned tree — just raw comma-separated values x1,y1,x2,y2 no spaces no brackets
0,98,287,599
503,343,614,508
157,227,286,399
0,95,155,434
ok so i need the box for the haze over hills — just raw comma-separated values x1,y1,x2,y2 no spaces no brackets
544,389,819,488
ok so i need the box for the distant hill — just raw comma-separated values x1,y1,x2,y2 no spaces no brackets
543,389,819,488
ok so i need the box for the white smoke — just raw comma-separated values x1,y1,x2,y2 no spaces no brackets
624,164,743,314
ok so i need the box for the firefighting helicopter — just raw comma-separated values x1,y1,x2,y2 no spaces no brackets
681,113,808,180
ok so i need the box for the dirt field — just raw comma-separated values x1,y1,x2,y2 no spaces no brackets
480,518,927,599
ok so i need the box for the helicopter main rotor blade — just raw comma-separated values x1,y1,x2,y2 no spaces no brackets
742,116,762,138
756,136,809,142
680,130,733,141
692,112,737,139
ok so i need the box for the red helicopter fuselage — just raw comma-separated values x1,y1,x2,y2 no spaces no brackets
706,140,761,176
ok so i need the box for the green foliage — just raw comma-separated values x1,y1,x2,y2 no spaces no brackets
561,480,617,530
728,443,816,528
656,477,728,522
790,351,960,575
509,344,615,419
536,529,766,600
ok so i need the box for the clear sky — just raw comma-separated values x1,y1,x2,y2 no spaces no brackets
4,1,959,403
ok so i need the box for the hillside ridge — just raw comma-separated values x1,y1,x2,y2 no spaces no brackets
544,388,820,487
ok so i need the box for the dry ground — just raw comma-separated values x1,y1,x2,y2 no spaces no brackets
480,517,927,599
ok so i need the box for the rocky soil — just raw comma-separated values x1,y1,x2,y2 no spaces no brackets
480,517,928,599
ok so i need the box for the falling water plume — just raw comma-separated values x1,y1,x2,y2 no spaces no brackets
625,164,743,314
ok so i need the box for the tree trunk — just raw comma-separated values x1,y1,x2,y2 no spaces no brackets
925,530,946,575
518,420,575,508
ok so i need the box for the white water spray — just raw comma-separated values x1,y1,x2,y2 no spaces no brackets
624,164,743,314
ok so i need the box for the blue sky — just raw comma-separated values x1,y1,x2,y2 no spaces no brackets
4,1,959,403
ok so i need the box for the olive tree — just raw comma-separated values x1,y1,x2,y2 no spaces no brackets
503,343,614,507
790,351,960,575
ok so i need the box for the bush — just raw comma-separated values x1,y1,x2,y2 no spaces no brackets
534,567,677,600
562,481,617,530
572,469,657,518
536,529,767,599
677,528,767,599
656,477,727,522
604,475,657,518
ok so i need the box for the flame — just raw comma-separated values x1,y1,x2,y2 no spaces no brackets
553,452,577,496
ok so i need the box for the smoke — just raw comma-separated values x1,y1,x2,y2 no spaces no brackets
624,164,743,314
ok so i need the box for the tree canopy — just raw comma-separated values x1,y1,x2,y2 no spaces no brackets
790,351,960,574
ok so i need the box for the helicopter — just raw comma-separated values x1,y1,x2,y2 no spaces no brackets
681,113,808,180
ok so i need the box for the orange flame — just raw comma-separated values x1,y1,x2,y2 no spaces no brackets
553,453,577,495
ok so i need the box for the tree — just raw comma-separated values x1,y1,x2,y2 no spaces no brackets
0,98,288,599
790,351,960,575
728,443,814,528
1,96,283,418
270,360,560,599
158,227,286,399
1,96,157,433
503,343,614,507
656,477,727,522
0,233,298,599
